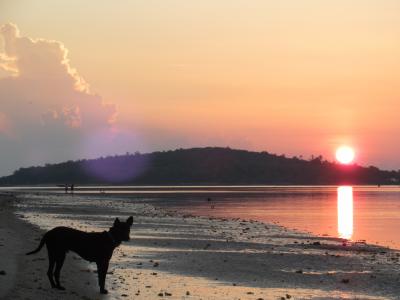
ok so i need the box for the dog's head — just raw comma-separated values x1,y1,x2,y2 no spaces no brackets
111,216,133,242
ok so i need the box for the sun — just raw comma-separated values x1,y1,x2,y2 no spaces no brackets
335,146,355,164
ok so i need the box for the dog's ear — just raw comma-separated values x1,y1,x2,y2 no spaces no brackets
114,218,120,226
127,216,133,227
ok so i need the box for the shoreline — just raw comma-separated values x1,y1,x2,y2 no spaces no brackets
4,185,400,250
2,192,400,299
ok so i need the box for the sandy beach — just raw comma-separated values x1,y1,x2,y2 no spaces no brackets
1,192,400,300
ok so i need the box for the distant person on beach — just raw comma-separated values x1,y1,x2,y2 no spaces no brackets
64,184,68,194
207,197,215,209
70,184,74,194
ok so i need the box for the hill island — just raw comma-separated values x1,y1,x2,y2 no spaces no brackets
0,147,399,185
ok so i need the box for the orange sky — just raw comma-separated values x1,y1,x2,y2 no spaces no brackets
1,1,400,173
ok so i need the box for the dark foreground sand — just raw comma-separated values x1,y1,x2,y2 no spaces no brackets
1,192,400,300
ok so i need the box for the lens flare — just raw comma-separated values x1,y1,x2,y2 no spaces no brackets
80,128,150,183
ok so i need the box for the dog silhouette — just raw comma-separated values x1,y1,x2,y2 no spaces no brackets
26,216,133,294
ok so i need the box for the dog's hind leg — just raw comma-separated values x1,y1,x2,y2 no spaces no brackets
54,252,66,290
47,253,56,288
96,260,110,294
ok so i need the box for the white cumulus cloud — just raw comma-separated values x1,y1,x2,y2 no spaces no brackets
0,23,118,175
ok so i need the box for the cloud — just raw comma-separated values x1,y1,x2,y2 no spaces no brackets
0,23,118,175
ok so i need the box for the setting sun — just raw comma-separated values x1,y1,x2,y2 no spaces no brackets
336,146,355,164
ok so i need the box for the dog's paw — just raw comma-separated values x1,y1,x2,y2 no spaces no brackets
100,289,108,294
56,285,66,291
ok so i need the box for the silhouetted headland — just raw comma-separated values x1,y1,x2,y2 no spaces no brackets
0,147,398,185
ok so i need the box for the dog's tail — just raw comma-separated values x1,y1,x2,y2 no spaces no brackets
26,234,47,255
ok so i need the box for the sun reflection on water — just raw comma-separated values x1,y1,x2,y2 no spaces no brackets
337,186,353,240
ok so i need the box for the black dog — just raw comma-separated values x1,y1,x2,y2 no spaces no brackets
26,216,133,294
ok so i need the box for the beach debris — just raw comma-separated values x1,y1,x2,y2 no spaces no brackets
186,291,190,295
313,241,321,245
153,262,159,267
295,269,303,274
121,294,128,297
286,294,292,299
246,291,254,294
0,270,6,275
165,292,172,296
341,278,350,283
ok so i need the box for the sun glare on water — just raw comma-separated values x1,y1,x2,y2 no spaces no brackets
335,146,355,164
337,186,354,240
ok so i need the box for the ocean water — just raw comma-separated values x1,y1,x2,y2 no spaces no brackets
149,186,400,249
4,185,400,249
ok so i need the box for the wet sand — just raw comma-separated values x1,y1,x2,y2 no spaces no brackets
0,193,98,299
1,192,400,299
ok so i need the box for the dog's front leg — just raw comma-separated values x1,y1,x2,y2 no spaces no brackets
96,260,110,294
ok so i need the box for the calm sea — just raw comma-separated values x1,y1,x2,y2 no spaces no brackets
3,185,400,249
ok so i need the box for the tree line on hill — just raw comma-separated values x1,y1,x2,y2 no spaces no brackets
0,147,399,185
